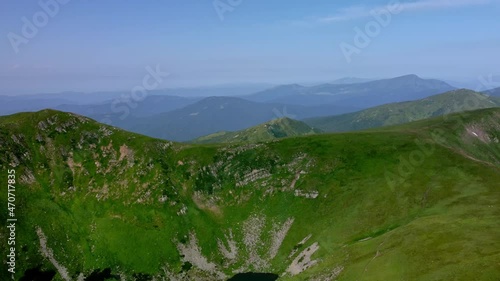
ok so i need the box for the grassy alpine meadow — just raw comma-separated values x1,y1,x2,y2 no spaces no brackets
0,108,499,280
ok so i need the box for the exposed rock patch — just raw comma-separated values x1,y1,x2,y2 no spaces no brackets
286,242,320,276
36,227,71,281
177,232,226,280
269,218,294,259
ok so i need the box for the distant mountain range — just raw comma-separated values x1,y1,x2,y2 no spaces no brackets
0,92,196,116
330,77,373,84
2,91,124,105
56,95,201,118
192,118,321,144
192,88,500,143
3,75,492,143
305,89,500,132
0,95,75,115
0,84,272,116
243,74,455,108
1,75,456,119
485,87,500,97
150,83,275,97
116,97,354,141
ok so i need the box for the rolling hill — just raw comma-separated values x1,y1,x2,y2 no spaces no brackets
244,74,455,108
1,108,499,280
305,89,500,133
117,96,357,141
192,118,322,144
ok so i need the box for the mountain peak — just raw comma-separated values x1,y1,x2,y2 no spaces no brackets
193,117,321,144
394,74,421,80
331,77,373,84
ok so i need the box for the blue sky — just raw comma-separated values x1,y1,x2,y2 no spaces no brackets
1,0,499,94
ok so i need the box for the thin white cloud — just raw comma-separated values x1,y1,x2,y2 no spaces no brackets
398,0,491,11
317,0,492,23
318,6,370,23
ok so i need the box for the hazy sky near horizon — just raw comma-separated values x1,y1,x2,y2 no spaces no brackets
1,0,499,95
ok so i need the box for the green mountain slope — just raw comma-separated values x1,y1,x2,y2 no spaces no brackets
192,118,322,144
1,109,499,281
305,89,500,132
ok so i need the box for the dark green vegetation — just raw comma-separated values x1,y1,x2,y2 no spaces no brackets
19,266,56,281
306,89,500,133
1,108,499,280
228,272,279,281
192,118,322,144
